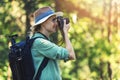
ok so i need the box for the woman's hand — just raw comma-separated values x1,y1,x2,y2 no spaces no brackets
63,20,70,34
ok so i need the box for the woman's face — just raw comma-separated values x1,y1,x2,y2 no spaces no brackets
41,15,58,34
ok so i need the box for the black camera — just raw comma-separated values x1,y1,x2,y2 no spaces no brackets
57,16,70,30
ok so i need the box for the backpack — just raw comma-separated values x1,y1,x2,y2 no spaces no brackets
8,34,49,80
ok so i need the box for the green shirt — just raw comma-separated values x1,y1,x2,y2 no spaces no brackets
31,33,69,80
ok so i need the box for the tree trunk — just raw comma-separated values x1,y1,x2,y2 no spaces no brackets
23,1,32,36
23,0,37,36
117,3,120,35
107,62,112,80
7,65,11,80
108,0,112,43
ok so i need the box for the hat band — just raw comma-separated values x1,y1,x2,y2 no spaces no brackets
35,10,55,23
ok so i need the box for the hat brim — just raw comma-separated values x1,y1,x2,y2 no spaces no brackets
32,11,63,27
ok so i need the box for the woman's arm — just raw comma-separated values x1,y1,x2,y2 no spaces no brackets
63,20,76,60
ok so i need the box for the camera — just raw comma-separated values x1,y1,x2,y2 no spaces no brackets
56,16,70,30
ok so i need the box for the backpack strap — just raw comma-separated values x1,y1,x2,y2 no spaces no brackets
31,36,49,80
35,57,49,80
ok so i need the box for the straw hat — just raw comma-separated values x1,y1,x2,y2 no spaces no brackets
32,6,63,27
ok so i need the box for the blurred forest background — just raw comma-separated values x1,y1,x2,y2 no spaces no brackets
0,0,120,80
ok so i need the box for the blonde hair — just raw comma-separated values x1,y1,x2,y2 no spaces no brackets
29,25,41,37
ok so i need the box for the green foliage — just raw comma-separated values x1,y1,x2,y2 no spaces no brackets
60,16,120,79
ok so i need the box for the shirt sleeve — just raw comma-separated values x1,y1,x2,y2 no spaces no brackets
33,38,69,61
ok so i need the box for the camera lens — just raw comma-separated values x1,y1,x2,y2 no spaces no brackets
64,18,69,24
56,16,70,29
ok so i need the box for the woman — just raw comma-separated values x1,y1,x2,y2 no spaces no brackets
30,6,76,80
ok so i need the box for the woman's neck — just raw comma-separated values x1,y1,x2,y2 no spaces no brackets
39,30,50,38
